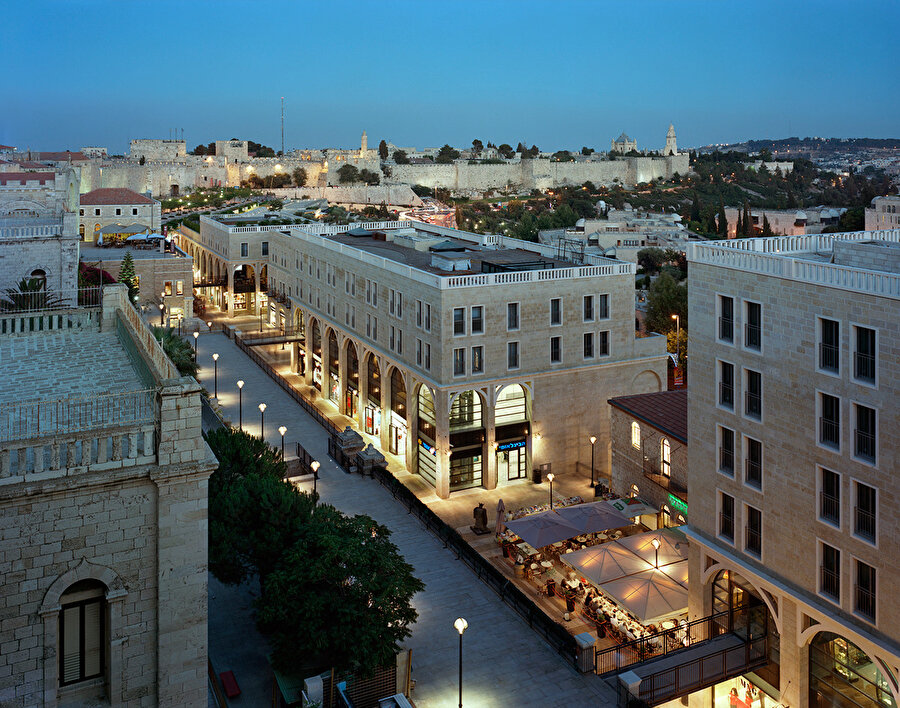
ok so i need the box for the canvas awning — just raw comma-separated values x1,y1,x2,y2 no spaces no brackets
99,223,148,235
561,542,653,586
606,497,658,519
505,510,581,549
599,566,688,624
616,529,686,568
555,501,631,534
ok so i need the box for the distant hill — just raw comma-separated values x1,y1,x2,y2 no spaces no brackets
696,137,900,158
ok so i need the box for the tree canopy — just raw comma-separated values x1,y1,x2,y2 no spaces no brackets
392,150,409,164
118,251,138,302
378,139,388,161
645,272,688,334
292,167,308,187
436,144,460,163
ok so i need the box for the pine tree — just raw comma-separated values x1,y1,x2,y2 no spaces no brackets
119,250,138,302
717,196,728,236
761,214,774,236
736,211,743,238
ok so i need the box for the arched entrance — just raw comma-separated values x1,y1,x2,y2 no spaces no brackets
364,354,381,436
345,341,359,418
233,264,255,312
327,331,339,404
495,383,530,482
449,390,485,491
810,632,897,708
310,320,322,390
416,385,437,487
389,368,407,462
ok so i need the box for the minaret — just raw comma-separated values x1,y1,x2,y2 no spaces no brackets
360,130,368,157
664,124,677,156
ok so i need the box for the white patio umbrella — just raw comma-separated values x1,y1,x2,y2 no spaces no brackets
598,566,688,624
615,529,687,569
125,233,149,242
556,501,631,534
560,542,652,586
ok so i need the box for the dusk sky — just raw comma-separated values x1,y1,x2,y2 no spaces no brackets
3,0,898,154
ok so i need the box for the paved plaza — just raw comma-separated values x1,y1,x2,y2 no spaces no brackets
197,332,617,707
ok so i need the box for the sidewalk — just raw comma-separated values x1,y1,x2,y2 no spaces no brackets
197,333,617,707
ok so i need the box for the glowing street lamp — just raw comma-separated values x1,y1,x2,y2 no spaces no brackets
212,353,219,398
237,380,244,430
258,403,267,440
547,473,555,509
193,331,199,356
651,537,661,568
158,302,165,325
278,425,287,460
310,460,320,498
671,313,681,367
589,436,597,489
454,617,468,708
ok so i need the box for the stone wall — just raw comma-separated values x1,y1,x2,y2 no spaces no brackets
832,238,900,273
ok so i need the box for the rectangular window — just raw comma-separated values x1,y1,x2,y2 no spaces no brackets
60,597,103,685
416,339,422,366
345,273,351,294
855,560,876,621
550,336,561,363
550,297,562,325
366,279,372,304
389,289,395,315
598,294,609,319
175,280,184,296
132,207,138,216
472,346,483,373
397,292,402,318
424,303,431,332
853,326,876,383
745,437,762,489
453,307,466,335
371,316,377,340
854,482,876,543
424,343,431,370
241,242,248,257
416,300,422,328
745,506,762,556
471,306,484,334
345,304,350,326
94,208,100,216
583,295,594,322
719,427,734,476
718,295,734,342
820,393,840,448
507,302,519,331
507,341,519,370
719,492,734,542
744,369,762,419
164,281,172,296
820,468,840,526
583,332,594,359
854,404,876,462
389,326,395,351
372,282,377,307
261,241,269,256
453,348,466,376
598,331,609,356
719,361,734,409
745,301,762,350
821,543,840,601
397,329,402,354
819,318,839,372
79,209,84,216
115,208,121,216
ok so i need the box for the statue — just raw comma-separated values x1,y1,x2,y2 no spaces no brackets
470,502,489,535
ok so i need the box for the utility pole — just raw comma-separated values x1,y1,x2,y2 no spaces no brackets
281,97,285,156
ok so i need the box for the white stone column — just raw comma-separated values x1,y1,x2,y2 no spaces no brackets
484,393,497,490
433,388,451,499
226,266,234,318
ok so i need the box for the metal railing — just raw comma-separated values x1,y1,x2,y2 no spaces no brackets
719,512,735,542
854,584,876,621
819,342,839,371
819,417,840,448
853,351,875,382
821,566,840,601
719,447,734,475
854,430,876,462
819,492,840,524
745,459,762,488
854,506,876,541
0,286,102,315
744,322,761,349
718,316,733,342
718,382,734,408
744,391,761,419
745,526,762,556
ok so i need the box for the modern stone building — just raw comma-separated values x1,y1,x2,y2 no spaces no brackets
251,220,668,498
678,230,899,708
865,194,900,231
79,187,161,243
608,389,688,529
0,284,216,706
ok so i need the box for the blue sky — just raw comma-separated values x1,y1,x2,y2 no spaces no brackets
2,0,898,153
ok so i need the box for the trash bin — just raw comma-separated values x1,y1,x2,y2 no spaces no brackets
574,632,596,674
532,467,542,484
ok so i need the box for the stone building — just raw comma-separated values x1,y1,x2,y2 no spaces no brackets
251,220,668,498
78,187,161,243
677,231,899,708
611,132,638,154
128,139,187,161
865,194,900,231
0,284,216,706
608,389,688,529
723,205,844,238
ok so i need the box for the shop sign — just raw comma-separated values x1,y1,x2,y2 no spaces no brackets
497,440,525,452
668,494,688,514
418,439,437,455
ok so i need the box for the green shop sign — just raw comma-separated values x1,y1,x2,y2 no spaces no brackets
668,494,688,515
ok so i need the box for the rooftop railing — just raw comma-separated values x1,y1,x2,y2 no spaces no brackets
0,287,102,317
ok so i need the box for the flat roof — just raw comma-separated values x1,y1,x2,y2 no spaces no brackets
80,244,182,261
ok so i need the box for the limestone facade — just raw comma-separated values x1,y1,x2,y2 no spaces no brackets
683,231,900,708
0,284,216,707
129,139,186,161
865,194,900,231
78,188,161,243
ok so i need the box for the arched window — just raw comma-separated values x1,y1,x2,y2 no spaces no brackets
661,438,671,477
59,579,105,687
631,422,641,449
810,633,896,708
79,223,85,239
30,269,47,290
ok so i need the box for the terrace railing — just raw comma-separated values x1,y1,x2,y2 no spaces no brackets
0,286,102,317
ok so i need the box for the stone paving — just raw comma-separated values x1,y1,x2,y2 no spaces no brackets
197,332,618,707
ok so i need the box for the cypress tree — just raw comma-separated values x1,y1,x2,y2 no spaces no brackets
690,191,701,224
717,196,728,236
119,250,138,302
742,200,752,236
735,211,743,238
761,214,774,236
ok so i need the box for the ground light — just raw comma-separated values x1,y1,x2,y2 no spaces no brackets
454,617,468,708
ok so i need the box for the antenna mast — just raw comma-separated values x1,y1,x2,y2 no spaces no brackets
281,97,285,156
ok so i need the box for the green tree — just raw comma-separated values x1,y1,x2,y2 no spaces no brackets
268,199,284,211
139,155,146,165
392,150,409,164
742,200,752,236
118,251,138,302
717,196,728,236
551,150,574,162
581,146,594,156
645,272,687,334
152,326,198,377
378,139,388,161
435,144,460,163
690,191,701,223
637,247,666,274
292,167,308,187
191,144,206,156
359,169,380,185
736,210,743,238
471,139,483,155
760,214,774,236
338,164,361,184
497,143,515,159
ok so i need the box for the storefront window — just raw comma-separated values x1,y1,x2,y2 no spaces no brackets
450,452,482,491
449,391,482,431
495,384,527,426
810,633,897,708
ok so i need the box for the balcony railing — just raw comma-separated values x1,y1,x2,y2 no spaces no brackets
854,507,876,542
854,352,875,382
745,526,762,556
819,417,840,448
718,316,734,342
854,584,876,621
744,391,761,419
643,465,687,496
821,566,840,601
745,459,762,488
719,382,734,408
819,492,840,525
819,342,839,371
744,322,761,349
719,513,734,541
719,447,734,475
0,286,102,315
854,430,876,462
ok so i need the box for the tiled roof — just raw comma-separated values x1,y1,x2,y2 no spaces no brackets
608,389,687,444
0,172,56,185
80,188,154,206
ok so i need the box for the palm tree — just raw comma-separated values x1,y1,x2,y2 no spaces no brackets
152,326,198,377
0,278,65,312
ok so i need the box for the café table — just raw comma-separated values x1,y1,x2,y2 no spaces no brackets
516,541,539,557
540,560,553,569
661,620,676,630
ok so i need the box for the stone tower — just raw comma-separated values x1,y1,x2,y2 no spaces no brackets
664,123,677,156
360,130,368,157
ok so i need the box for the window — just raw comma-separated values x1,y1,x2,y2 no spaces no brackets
820,543,840,601
453,307,466,335
598,331,609,356
744,369,762,419
389,326,395,350
819,393,840,449
389,289,395,315
550,336,561,363
631,422,640,449
855,560,876,621
745,301,761,350
745,505,762,556
745,437,762,488
820,469,840,526
366,315,377,340
175,280,184,296
59,581,105,686
507,302,519,331
240,242,248,258
719,492,734,542
819,318,839,372
164,281,172,296
416,300,422,328
598,294,609,319
583,295,594,322
416,339,422,366
131,207,138,216
424,303,431,332
583,332,594,359
79,208,84,216
854,482,876,543
424,343,431,371
853,326,876,383
396,292,402,317
719,427,734,476
471,306,484,334
550,297,562,325
396,329,402,354
660,438,671,477
854,405,876,462
719,361,734,409
718,295,734,342
115,208,121,216
261,241,269,256
471,346,483,373
507,341,519,369
453,348,466,376
94,208,100,216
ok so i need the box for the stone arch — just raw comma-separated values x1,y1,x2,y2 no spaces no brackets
806,630,900,708
388,365,408,416
41,558,127,614
0,198,49,217
448,389,486,427
493,380,533,405
701,561,781,636
631,369,662,392
20,262,52,288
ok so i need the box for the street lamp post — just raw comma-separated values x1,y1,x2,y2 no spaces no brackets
212,353,219,398
259,403,267,440
589,436,597,489
454,618,468,708
671,313,681,367
310,460,320,498
237,380,244,430
651,537,660,568
159,302,165,326
193,331,199,357
547,472,555,509
278,425,287,460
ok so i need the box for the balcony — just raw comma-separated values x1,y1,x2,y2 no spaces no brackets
821,566,840,602
854,507,876,542
818,342,839,372
719,513,734,542
744,322,761,350
718,316,734,342
819,492,840,525
719,448,734,475
744,391,761,419
854,584,876,622
854,352,875,382
267,289,292,307
819,417,840,448
854,430,876,463
643,464,687,498
745,459,762,488
718,382,734,408
745,526,762,557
